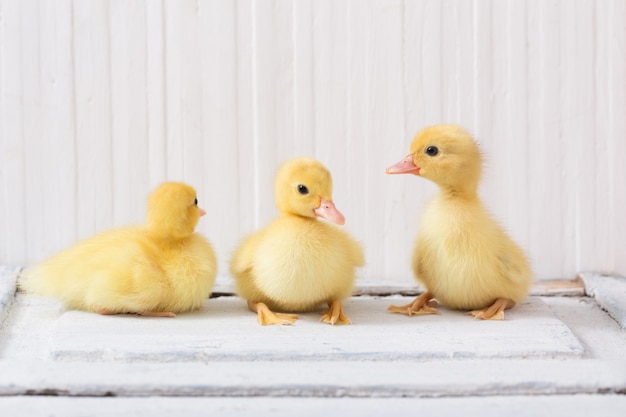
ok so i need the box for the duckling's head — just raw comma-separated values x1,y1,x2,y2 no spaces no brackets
146,182,206,238
386,125,482,194
274,157,345,225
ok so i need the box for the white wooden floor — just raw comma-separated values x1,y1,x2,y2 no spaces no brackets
1,267,625,416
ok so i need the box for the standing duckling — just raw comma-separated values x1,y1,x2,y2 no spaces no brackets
230,157,364,325
386,125,532,320
21,182,217,317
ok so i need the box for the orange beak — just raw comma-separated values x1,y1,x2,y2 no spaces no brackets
386,154,420,175
314,198,345,225
199,207,207,217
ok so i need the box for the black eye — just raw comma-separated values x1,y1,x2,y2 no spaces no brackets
297,185,309,195
194,198,198,206
425,146,439,156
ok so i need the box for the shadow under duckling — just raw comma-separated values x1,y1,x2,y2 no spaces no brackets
230,157,364,325
20,182,217,317
386,125,532,320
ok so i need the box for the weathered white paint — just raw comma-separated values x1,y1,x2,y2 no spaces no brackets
4,396,626,417
2,268,626,408
46,297,584,361
1,0,625,282
2,276,626,398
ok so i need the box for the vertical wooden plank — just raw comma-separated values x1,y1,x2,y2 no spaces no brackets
179,0,203,184
146,0,167,185
472,0,493,140
527,0,565,278
345,0,371,280
608,0,626,275
38,0,77,261
20,0,43,262
345,0,371,279
574,0,596,274
504,0,530,258
164,0,203,196
418,0,443,125
453,0,476,129
163,0,185,180
292,0,315,156
472,0,495,209
560,0,578,276
484,0,507,227
560,0,594,273
163,0,189,181
252,0,296,226
441,0,458,121
378,0,412,282
198,0,239,277
110,0,150,226
346,0,407,282
402,0,421,133
73,0,113,239
526,0,541,275
593,0,611,273
0,0,27,264
0,0,4,263
233,0,256,237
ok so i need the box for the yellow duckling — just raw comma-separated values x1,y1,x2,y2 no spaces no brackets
386,125,532,320
21,182,217,317
230,157,364,325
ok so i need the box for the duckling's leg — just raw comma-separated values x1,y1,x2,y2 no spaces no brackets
468,298,515,320
387,291,438,316
321,300,351,325
248,301,299,326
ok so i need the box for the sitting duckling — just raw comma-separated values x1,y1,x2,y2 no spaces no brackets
386,125,532,320
230,157,364,325
21,182,217,317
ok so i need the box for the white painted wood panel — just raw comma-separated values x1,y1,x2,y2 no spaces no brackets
1,0,625,282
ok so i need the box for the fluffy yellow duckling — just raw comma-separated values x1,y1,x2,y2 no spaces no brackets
230,157,364,325
386,125,532,320
21,182,217,317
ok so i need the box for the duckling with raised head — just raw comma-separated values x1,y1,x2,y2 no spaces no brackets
386,125,532,320
230,157,364,325
21,182,217,317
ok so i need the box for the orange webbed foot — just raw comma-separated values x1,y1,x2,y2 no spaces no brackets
387,291,438,316
321,300,351,325
468,298,515,320
249,301,299,326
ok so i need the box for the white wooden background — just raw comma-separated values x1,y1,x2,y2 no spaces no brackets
1,0,624,283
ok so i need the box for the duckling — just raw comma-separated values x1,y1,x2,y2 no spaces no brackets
386,125,532,320
230,157,364,325
21,182,217,317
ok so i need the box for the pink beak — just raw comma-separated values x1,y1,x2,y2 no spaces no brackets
199,207,207,217
314,198,345,225
386,154,420,175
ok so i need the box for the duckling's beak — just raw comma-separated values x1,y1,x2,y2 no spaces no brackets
314,198,345,225
386,154,420,175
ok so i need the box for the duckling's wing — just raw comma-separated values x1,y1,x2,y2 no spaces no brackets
496,238,533,299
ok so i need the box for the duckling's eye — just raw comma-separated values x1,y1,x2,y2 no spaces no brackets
425,146,439,156
297,185,309,195
194,198,198,206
